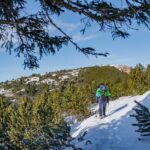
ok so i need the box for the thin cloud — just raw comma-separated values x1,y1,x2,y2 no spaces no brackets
73,33,98,42
59,21,81,32
47,19,81,33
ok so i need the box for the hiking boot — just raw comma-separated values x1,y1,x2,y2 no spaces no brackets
99,115,103,119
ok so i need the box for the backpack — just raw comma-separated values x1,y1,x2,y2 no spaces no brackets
100,90,107,101
96,88,101,97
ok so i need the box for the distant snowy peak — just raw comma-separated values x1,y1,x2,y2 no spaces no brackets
109,64,131,74
99,64,131,74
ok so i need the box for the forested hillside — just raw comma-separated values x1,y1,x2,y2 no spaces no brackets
0,65,128,100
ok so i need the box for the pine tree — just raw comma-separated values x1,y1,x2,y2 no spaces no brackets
31,87,70,150
131,101,150,138
129,64,146,94
146,64,150,88
62,83,75,114
0,97,16,150
62,83,91,119
7,97,33,149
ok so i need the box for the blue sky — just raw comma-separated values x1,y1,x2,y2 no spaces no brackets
0,1,150,82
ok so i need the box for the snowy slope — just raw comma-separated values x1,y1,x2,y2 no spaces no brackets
68,91,150,150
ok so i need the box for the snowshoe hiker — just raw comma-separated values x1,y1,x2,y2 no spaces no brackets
99,89,107,118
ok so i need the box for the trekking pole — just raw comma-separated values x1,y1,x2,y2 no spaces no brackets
96,102,99,117
107,102,109,115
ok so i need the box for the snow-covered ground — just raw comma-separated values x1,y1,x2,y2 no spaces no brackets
59,75,69,81
25,77,39,84
67,91,150,150
70,70,79,76
41,78,55,84
0,88,13,97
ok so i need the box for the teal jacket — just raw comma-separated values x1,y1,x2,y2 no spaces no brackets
96,88,101,97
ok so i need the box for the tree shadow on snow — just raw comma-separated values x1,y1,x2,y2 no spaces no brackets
108,104,128,116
